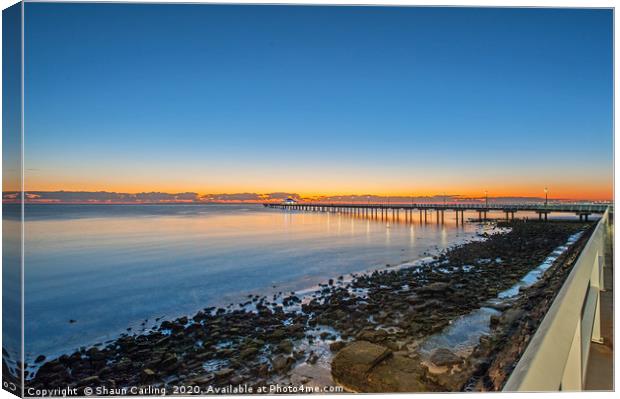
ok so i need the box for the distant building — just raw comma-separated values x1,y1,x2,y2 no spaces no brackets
282,198,297,205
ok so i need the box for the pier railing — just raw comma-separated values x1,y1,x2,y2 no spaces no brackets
265,202,609,214
503,207,612,391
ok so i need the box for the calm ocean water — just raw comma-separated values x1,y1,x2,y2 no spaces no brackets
3,203,583,365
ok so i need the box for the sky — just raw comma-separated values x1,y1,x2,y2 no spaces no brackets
2,2,21,194
21,4,613,200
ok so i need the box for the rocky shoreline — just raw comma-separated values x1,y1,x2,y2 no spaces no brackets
19,220,593,395
464,224,593,391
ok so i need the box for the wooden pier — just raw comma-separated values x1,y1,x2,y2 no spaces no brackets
264,202,609,223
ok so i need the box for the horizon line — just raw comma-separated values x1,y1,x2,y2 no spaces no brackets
1,189,612,203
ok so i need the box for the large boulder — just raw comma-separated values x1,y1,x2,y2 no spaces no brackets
331,341,392,391
332,341,435,392
368,353,434,392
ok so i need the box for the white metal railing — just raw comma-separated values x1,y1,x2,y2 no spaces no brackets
503,207,612,391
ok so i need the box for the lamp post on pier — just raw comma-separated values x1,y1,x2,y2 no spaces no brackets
485,190,488,208
544,187,548,207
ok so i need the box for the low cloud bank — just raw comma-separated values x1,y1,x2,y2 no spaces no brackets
1,191,567,204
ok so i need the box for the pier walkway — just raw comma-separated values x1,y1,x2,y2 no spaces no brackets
584,212,614,390
265,202,609,222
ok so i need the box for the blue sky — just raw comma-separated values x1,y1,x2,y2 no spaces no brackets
23,4,613,199
2,2,21,192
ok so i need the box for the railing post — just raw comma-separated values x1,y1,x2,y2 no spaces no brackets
561,320,583,390
599,224,608,290
599,251,605,290
592,292,603,345
590,253,604,345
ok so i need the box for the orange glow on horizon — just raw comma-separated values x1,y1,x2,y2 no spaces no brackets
19,156,613,202
12,183,613,202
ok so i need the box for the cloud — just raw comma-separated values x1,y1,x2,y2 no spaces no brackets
2,191,565,204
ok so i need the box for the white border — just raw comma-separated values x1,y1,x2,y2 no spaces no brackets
0,2,616,399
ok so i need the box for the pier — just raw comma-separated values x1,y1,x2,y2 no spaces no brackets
264,202,608,222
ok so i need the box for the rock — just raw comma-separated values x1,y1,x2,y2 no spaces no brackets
240,347,259,359
35,355,46,363
277,340,293,354
160,321,177,330
77,375,101,386
429,348,462,367
307,352,319,365
332,342,433,392
500,308,525,327
214,368,234,378
190,373,214,384
247,364,265,379
154,336,171,347
331,341,392,391
366,353,432,392
86,348,105,361
140,368,156,381
329,341,346,352
160,353,178,369
230,375,245,385
417,282,451,295
427,366,472,391
271,355,294,373
269,328,287,341
357,329,387,342
385,340,407,352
